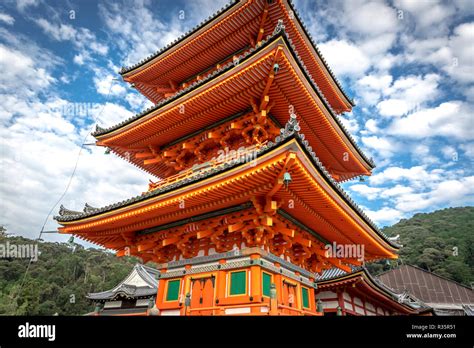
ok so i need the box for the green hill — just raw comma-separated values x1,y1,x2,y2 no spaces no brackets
372,206,474,286
0,234,137,315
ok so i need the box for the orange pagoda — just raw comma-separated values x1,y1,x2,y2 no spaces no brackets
56,0,399,316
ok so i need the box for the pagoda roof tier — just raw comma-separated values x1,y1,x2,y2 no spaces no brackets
316,267,430,315
96,34,374,181
119,0,353,113
56,129,397,261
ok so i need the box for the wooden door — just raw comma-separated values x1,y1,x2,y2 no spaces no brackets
190,276,215,315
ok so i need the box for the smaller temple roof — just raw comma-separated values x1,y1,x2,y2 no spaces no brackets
87,264,159,301
316,266,431,313
377,264,474,310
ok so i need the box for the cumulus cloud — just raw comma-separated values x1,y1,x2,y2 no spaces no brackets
0,24,146,241
318,40,371,77
388,101,474,140
363,206,404,225
98,0,228,68
393,176,474,212
0,12,15,25
376,74,440,117
369,165,443,186
0,44,55,99
34,17,108,65
361,135,399,158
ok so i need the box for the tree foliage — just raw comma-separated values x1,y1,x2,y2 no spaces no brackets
367,206,474,286
0,234,137,315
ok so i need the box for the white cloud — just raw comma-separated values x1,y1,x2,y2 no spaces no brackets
73,54,85,65
460,143,474,159
350,184,381,200
376,74,440,117
125,92,153,112
16,0,39,11
338,114,359,134
0,12,15,25
411,143,439,165
394,176,474,212
445,22,474,84
344,1,399,36
363,206,404,225
369,166,443,186
362,119,379,135
388,101,474,140
361,136,398,158
92,102,134,128
0,44,55,99
318,40,371,77
356,73,393,105
381,184,414,197
93,73,127,98
402,22,474,84
34,17,108,64
395,0,456,35
441,145,457,160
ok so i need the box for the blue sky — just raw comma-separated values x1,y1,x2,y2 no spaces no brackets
0,0,473,245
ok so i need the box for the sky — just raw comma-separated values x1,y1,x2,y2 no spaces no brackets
0,0,472,246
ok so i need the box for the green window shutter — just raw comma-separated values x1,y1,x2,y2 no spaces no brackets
230,271,246,295
262,273,271,297
166,280,180,301
301,287,310,308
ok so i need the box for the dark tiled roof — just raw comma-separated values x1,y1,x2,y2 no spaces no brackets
56,115,396,248
377,264,474,305
316,266,430,311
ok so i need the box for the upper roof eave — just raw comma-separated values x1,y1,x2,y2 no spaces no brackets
119,0,354,107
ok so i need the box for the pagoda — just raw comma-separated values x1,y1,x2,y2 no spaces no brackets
56,0,399,316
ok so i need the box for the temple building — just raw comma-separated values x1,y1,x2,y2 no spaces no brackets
87,264,159,316
56,0,401,315
88,263,432,316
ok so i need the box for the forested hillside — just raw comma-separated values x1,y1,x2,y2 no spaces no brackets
370,206,474,286
0,234,136,315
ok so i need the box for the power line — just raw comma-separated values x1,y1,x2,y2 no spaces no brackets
14,80,116,311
